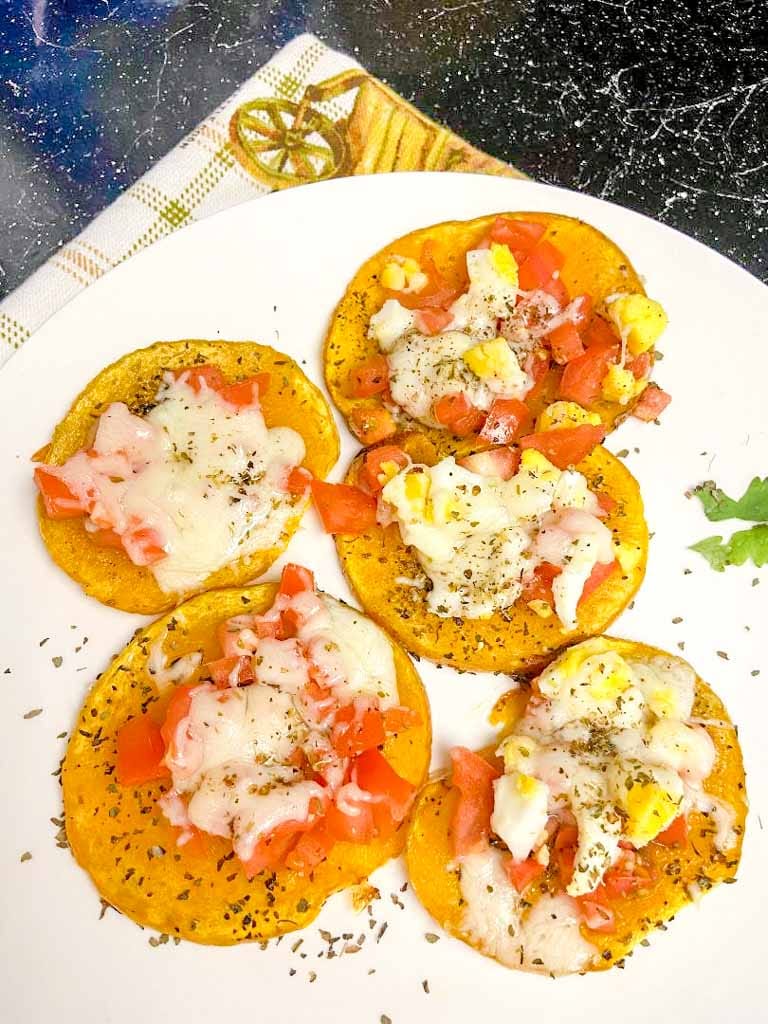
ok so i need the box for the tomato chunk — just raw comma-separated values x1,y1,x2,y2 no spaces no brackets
217,373,270,407
523,351,551,401
160,683,196,757
457,447,520,481
569,294,593,328
391,240,464,311
34,468,84,519
433,392,486,437
450,747,501,857
362,445,409,492
241,822,306,878
518,240,565,291
415,307,453,335
559,342,619,407
311,480,378,535
349,355,389,398
580,560,618,602
519,424,606,469
547,322,585,365
284,466,313,495
331,705,386,758
478,398,531,445
206,655,254,689
355,748,416,821
285,820,335,875
520,562,561,606
578,886,616,933
583,316,619,348
627,351,652,380
121,526,166,566
278,563,315,598
632,384,671,422
655,814,688,847
171,364,225,393
503,855,545,894
487,217,546,257
116,715,169,786
349,405,397,445
540,275,570,307
325,800,376,844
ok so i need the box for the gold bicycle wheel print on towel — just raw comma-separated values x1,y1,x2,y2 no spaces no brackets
229,70,521,187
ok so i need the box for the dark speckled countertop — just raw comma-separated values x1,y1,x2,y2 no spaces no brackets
1,0,766,301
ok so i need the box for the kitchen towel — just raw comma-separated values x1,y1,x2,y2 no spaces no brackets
0,32,523,364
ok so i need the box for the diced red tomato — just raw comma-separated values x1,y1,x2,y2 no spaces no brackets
285,819,335,875
433,392,486,436
116,715,169,786
523,351,551,401
171,364,225,393
160,683,196,756
580,560,618,602
627,351,651,380
349,355,389,398
487,217,546,257
540,275,570,307
34,468,84,519
278,562,315,598
362,445,409,492
520,562,561,606
559,342,619,407
90,527,124,549
569,294,593,329
518,240,565,291
311,480,378,535
122,526,166,566
381,706,422,733
519,424,606,470
603,852,655,898
457,447,520,481
331,704,386,758
217,373,270,407
583,316,619,348
578,886,616,933
241,822,306,878
449,747,501,857
655,814,688,847
390,241,463,311
503,855,545,894
324,800,376,844
547,322,585,365
478,398,531,445
553,824,578,886
415,307,453,335
284,466,313,495
206,655,254,689
349,405,397,445
596,491,618,516
355,748,416,822
632,385,671,422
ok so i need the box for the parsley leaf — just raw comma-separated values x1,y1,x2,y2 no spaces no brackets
692,477,768,522
690,525,768,571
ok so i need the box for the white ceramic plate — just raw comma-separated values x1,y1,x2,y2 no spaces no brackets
1,173,765,1023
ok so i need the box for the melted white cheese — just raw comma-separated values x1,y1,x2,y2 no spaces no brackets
458,847,596,975
381,455,609,621
160,595,400,858
493,639,735,896
59,375,305,593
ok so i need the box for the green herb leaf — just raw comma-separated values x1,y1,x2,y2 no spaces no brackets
690,524,768,571
692,477,768,522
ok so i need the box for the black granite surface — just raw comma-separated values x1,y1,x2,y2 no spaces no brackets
1,0,766,301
